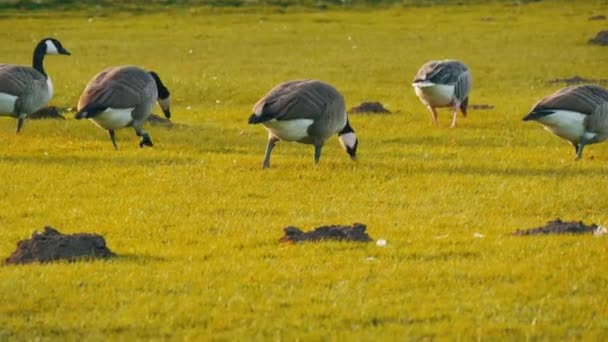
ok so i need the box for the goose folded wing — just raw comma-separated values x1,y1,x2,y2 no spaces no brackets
0,65,44,96
532,85,608,115
81,80,145,109
415,61,466,85
258,84,325,121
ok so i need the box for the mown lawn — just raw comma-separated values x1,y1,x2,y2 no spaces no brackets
1,0,607,340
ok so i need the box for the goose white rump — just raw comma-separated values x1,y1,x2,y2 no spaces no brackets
89,107,135,130
413,82,455,107
0,93,17,114
534,110,590,143
263,118,314,142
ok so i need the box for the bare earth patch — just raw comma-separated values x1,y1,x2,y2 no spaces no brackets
28,106,66,120
547,75,608,86
512,218,606,236
588,30,608,45
349,101,391,114
5,226,115,265
588,15,606,21
469,104,494,110
279,223,373,243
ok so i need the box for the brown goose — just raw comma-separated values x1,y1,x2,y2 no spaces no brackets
248,79,358,168
0,38,70,132
412,60,472,128
75,66,171,149
523,84,608,160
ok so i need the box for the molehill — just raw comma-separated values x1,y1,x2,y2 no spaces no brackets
5,226,115,265
279,223,373,243
512,218,605,236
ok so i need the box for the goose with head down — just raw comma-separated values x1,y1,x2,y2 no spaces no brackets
412,59,472,128
523,84,608,160
75,65,171,149
248,79,358,168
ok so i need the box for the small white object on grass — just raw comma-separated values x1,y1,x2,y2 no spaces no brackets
594,226,607,236
376,239,387,247
473,232,485,238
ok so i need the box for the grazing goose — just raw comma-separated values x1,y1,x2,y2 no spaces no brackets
0,38,70,132
248,79,358,168
523,84,608,160
75,66,171,149
412,60,472,128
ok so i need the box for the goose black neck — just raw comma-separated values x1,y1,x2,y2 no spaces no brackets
149,71,170,99
32,43,47,78
339,119,355,136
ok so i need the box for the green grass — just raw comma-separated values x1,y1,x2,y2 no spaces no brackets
1,0,608,340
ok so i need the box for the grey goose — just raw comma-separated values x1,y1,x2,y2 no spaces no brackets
248,79,358,168
412,60,472,128
0,38,70,132
523,84,608,160
75,66,171,149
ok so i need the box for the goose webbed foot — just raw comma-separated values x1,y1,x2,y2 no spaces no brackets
139,133,153,148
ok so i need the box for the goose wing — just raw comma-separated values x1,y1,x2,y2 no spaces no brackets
0,65,46,96
251,80,339,123
413,60,469,85
525,85,608,119
78,66,155,110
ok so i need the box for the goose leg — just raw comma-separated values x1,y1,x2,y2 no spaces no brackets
450,103,459,128
427,106,439,126
16,114,26,133
575,136,587,161
262,135,279,169
135,127,153,148
314,145,323,165
108,130,118,150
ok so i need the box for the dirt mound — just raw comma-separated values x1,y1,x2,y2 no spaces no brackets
28,106,66,120
512,218,605,236
589,15,606,21
469,104,494,110
349,102,391,114
588,30,608,45
148,113,173,127
279,223,373,243
547,75,608,86
5,226,115,265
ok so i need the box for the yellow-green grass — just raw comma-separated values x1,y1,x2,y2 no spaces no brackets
1,1,608,340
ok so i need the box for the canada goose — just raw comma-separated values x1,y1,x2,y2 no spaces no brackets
0,38,70,132
248,79,358,168
523,84,608,160
75,66,171,149
412,60,472,128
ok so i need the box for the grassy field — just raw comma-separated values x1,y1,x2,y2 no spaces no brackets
1,0,608,340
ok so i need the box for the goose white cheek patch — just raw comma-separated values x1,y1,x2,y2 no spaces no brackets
45,40,59,54
339,132,357,150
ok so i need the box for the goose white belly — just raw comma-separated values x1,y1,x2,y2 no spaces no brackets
535,110,588,143
263,119,314,142
413,82,455,107
90,107,135,130
0,92,17,115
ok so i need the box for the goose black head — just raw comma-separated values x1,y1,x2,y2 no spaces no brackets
338,118,358,161
149,71,171,119
37,37,71,56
